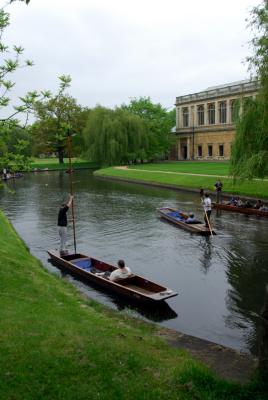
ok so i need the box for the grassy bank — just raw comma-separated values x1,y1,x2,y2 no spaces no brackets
30,158,99,170
128,161,231,176
0,211,266,399
95,162,268,199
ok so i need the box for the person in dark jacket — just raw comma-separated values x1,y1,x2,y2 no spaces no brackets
214,179,223,203
57,194,73,255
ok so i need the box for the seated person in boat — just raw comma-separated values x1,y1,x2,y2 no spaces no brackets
227,197,237,206
259,205,268,212
244,200,253,208
109,260,132,281
236,197,244,208
254,199,263,209
185,213,197,224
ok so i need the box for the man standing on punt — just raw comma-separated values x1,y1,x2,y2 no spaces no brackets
202,193,212,228
57,194,73,255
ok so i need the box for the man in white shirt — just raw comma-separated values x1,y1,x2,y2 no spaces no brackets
202,193,212,228
109,260,131,281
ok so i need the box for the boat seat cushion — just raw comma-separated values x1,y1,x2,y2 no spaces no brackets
167,211,185,221
73,258,92,271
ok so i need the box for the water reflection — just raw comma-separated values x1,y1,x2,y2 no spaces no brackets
1,170,268,354
112,297,178,322
198,237,213,273
224,244,268,354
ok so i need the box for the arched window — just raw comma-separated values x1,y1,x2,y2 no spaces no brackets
182,107,189,127
197,105,204,125
219,101,227,124
208,103,215,125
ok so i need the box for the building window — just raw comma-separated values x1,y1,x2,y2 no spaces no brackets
197,105,204,125
219,101,227,124
198,145,202,157
182,107,189,127
208,103,215,124
230,99,239,123
219,144,224,157
208,145,213,157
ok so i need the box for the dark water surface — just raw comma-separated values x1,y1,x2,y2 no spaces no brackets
1,170,268,355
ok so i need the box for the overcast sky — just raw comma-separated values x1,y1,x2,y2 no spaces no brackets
3,0,261,110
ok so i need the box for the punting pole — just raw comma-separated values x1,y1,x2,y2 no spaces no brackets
204,209,213,236
67,129,77,253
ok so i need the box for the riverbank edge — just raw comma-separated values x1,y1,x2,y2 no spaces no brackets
94,170,268,202
0,210,260,391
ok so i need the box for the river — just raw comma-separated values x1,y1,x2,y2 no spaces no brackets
1,169,268,355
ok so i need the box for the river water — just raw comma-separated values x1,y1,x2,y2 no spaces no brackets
1,170,268,355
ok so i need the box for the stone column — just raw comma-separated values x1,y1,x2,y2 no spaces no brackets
214,101,218,125
191,105,195,127
187,137,190,160
177,138,181,160
176,107,180,129
226,99,231,124
204,103,208,125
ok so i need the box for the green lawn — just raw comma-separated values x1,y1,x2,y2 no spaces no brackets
128,161,231,176
30,158,99,170
0,210,266,399
95,163,268,199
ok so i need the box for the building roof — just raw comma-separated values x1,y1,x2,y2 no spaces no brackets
205,79,252,91
176,79,258,105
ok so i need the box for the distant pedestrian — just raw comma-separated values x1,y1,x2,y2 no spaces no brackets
57,194,73,255
202,193,212,228
214,179,223,203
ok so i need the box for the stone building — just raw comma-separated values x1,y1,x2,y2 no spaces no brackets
172,79,258,161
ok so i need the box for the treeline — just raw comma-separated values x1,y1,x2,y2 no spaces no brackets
83,99,175,165
29,95,175,166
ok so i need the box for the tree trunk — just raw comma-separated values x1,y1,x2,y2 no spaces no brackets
58,148,64,164
258,284,268,380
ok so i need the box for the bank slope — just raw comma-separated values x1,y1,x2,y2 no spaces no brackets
0,211,265,399
94,165,268,199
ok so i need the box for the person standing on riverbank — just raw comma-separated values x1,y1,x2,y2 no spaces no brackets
202,193,212,228
57,194,73,255
214,179,223,203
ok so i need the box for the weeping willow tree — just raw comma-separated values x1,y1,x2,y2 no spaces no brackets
83,107,148,165
231,0,268,178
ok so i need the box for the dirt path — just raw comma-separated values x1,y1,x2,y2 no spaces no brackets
114,166,268,181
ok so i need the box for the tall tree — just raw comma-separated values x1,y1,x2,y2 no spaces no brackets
0,4,45,171
83,106,148,165
32,76,87,163
120,97,175,160
230,0,268,178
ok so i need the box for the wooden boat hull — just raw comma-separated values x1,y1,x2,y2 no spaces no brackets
157,207,215,236
47,250,177,303
212,202,268,217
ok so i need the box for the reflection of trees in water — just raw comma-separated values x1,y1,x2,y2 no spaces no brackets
224,243,268,355
198,237,213,273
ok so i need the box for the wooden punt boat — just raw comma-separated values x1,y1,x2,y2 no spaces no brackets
47,249,178,303
157,207,215,235
212,202,268,217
